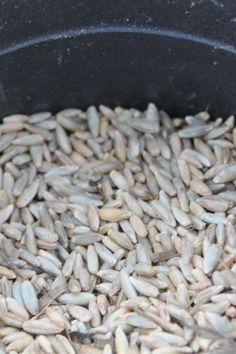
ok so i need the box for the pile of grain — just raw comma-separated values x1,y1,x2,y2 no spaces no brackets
0,104,236,354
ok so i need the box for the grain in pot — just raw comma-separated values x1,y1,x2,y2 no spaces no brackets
0,103,236,353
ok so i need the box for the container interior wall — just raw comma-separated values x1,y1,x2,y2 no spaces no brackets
0,0,236,118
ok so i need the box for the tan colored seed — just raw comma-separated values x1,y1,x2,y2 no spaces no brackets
6,297,29,320
99,208,131,222
23,318,63,334
46,307,68,328
190,179,211,196
56,123,72,155
87,205,100,232
114,130,126,162
0,122,24,132
129,214,147,237
0,266,16,279
6,334,33,352
0,312,24,328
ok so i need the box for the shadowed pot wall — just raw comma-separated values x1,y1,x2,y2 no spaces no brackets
0,0,235,117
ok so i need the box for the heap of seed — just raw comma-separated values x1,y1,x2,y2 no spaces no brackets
0,105,236,354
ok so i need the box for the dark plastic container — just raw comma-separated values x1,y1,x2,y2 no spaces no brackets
0,0,236,118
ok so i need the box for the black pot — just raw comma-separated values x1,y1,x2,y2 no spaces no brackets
0,0,236,117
